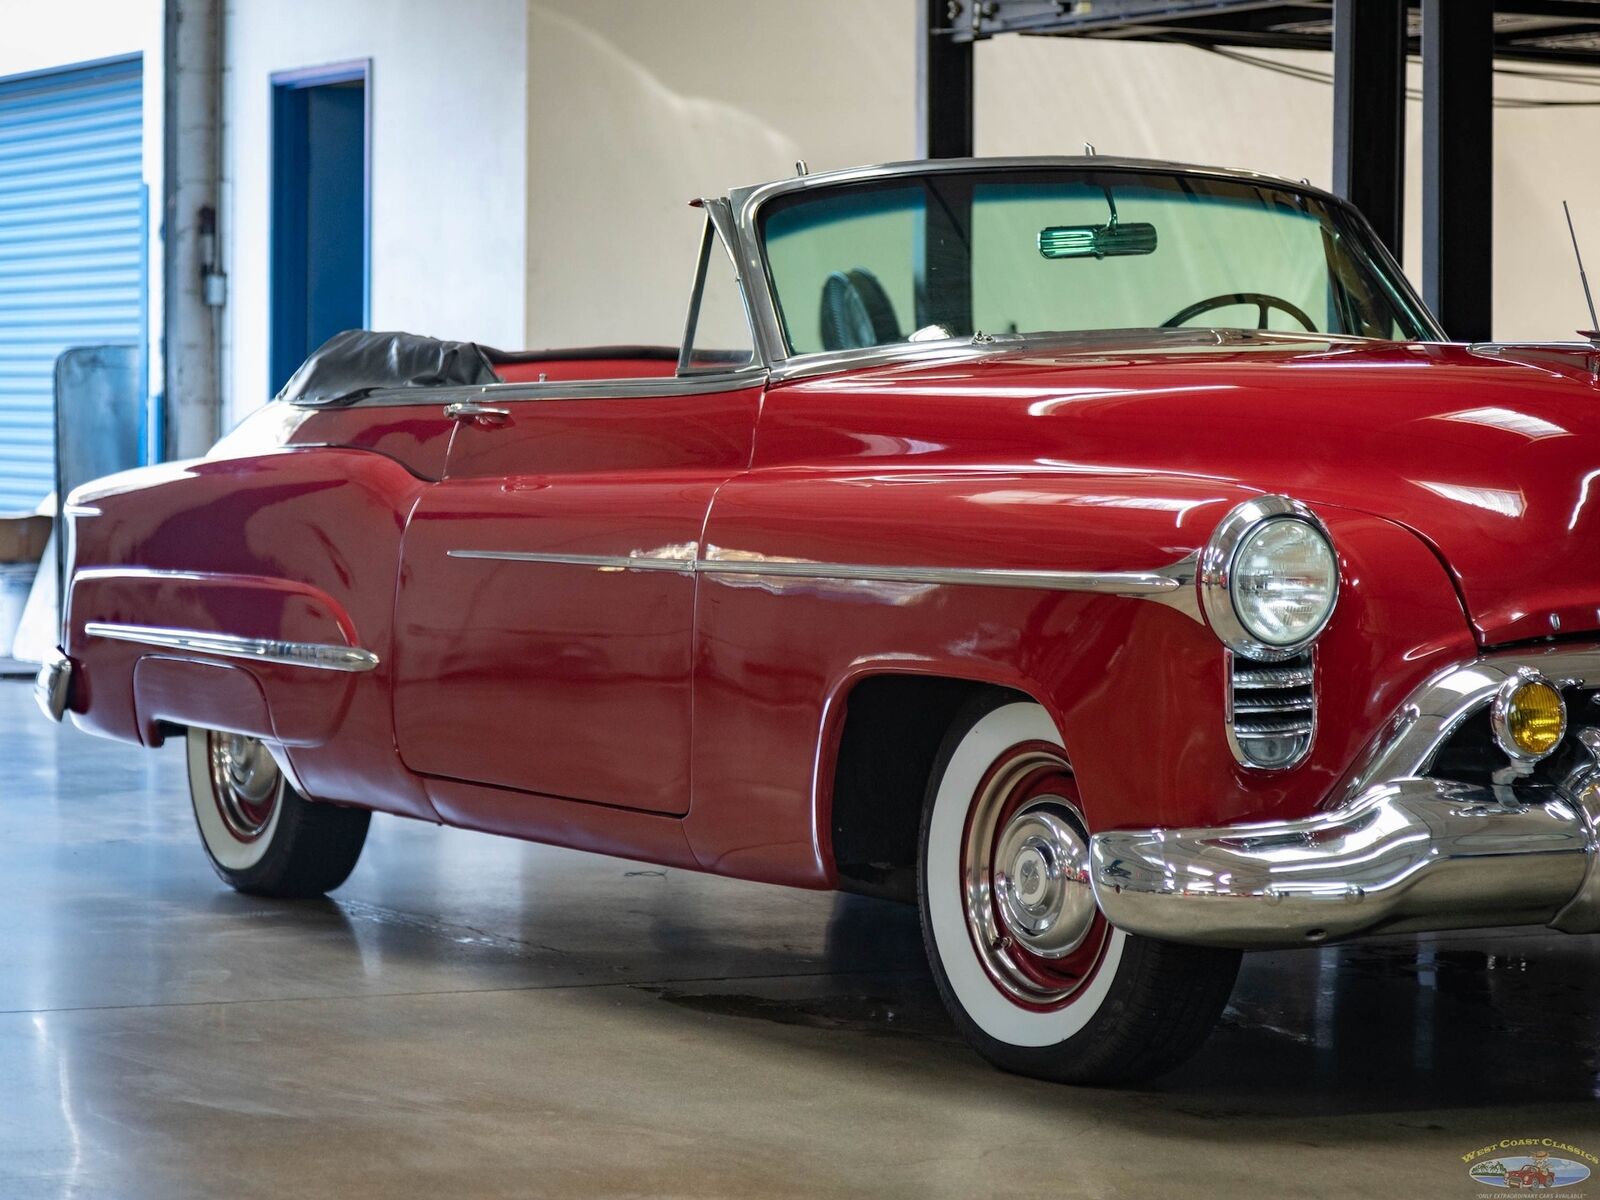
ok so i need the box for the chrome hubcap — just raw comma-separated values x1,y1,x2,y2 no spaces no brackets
207,732,283,842
993,806,1096,958
960,744,1108,1005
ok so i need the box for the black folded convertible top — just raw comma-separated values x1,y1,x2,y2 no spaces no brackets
276,330,500,407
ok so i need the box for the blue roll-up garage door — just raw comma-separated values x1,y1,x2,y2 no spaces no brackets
0,55,144,513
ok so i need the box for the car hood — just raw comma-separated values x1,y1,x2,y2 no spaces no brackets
862,333,1600,646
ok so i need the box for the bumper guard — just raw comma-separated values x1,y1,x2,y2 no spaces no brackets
1090,646,1600,949
34,648,73,723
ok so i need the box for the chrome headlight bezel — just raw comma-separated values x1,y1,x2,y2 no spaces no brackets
1199,496,1339,663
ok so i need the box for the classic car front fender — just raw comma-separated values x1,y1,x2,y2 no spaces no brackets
687,470,1477,886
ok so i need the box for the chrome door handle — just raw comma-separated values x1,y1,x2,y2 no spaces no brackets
445,401,511,422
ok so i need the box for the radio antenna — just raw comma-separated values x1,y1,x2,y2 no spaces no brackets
1562,200,1600,343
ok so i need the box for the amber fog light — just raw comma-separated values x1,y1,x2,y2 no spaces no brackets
1491,671,1567,762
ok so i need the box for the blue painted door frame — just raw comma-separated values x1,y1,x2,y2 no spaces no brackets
269,60,370,396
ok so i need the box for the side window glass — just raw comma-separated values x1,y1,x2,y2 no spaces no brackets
680,218,756,374
760,185,925,354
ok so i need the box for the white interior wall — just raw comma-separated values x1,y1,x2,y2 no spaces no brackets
0,0,165,393
527,0,1600,347
981,38,1600,343
526,0,914,348
222,0,527,425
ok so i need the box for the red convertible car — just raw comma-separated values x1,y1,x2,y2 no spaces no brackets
37,157,1600,1085
1506,1162,1558,1189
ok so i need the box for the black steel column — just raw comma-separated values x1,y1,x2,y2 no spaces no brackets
1422,0,1495,341
1332,0,1407,259
918,0,973,158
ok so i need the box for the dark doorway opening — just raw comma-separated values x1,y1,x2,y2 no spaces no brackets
270,62,369,395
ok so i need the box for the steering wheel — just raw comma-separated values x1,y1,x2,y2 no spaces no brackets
1161,292,1317,332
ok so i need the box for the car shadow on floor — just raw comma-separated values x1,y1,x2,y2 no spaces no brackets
248,881,1600,1123
627,898,1600,1121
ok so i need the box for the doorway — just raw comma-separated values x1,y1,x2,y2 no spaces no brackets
269,62,369,395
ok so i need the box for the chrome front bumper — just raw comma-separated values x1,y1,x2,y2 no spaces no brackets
1090,645,1600,950
34,647,73,723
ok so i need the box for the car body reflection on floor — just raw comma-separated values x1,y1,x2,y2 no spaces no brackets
0,679,1595,1199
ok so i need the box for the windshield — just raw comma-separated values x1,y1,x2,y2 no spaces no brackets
758,169,1436,355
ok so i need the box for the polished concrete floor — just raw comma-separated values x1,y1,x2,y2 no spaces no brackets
1,678,1597,1198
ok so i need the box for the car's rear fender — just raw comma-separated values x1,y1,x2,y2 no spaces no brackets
61,447,438,821
69,568,366,747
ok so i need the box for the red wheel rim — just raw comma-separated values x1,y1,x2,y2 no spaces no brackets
958,740,1112,1011
207,731,283,843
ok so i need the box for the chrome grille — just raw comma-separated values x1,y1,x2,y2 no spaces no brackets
1227,651,1315,769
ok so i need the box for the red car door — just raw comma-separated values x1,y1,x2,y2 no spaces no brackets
390,371,762,814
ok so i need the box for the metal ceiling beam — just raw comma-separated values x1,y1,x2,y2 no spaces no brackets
949,0,1600,64
1422,0,1495,341
947,0,1325,40
1333,0,1407,259
919,0,1590,336
1488,0,1600,19
919,0,974,158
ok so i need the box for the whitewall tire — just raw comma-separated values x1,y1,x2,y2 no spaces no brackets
917,693,1240,1085
187,728,370,897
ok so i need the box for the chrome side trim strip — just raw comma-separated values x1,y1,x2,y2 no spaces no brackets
83,623,380,673
306,367,769,410
697,557,1182,595
445,550,695,574
443,546,1200,608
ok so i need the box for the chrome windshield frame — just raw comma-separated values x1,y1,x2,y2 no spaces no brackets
722,156,1447,381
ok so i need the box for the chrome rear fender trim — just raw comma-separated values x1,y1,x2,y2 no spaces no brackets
83,623,380,674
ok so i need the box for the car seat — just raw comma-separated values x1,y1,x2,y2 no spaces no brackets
819,268,903,351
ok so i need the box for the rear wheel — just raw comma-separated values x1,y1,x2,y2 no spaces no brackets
187,728,370,897
917,693,1240,1086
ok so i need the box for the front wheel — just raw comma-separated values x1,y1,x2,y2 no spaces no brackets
187,728,370,897
918,694,1240,1086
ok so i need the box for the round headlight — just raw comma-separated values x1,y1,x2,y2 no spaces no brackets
1199,497,1339,660
1231,518,1338,648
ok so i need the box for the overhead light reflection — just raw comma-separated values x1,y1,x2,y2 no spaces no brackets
967,490,1207,516
1570,469,1600,531
1415,480,1526,518
1437,406,1569,440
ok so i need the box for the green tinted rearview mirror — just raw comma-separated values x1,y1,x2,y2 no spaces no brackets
1038,221,1159,260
